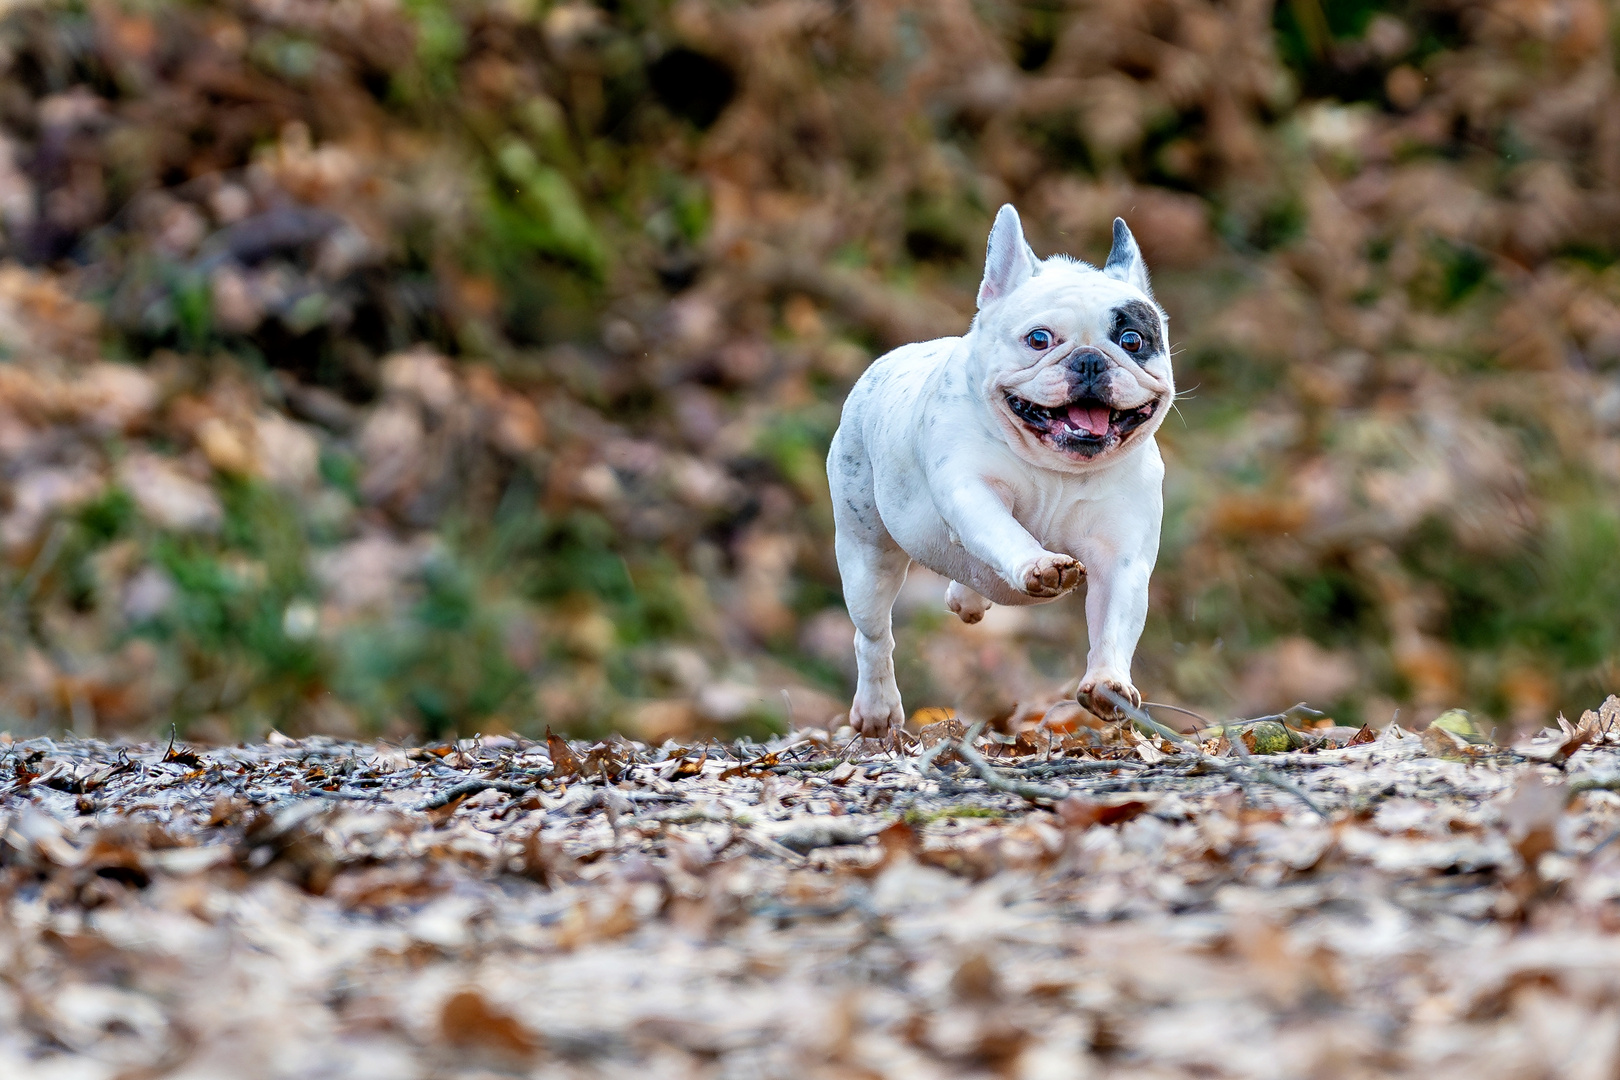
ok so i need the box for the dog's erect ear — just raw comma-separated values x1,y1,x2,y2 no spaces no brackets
1102,217,1151,295
977,204,1037,309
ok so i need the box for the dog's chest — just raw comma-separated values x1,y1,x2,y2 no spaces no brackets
997,474,1096,540
886,458,1099,573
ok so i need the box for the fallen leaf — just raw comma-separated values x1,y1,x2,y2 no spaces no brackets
827,761,861,785
581,742,625,780
669,750,707,779
440,989,543,1062
547,729,582,780
1056,796,1149,830
950,951,1001,1003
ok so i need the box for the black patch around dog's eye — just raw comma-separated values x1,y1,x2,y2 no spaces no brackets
1110,300,1163,363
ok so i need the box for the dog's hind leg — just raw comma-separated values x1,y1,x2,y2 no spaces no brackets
945,581,991,624
835,532,911,738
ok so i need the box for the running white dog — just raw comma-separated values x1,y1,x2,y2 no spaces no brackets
827,205,1173,736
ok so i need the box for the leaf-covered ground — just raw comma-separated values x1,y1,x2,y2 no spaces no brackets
2,0,1620,748
8,702,1620,1078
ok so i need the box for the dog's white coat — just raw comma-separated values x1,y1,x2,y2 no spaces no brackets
827,205,1174,734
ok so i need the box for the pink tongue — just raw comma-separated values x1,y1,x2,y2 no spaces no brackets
1067,403,1112,436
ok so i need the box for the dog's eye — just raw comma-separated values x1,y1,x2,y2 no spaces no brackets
1119,330,1144,353
1024,328,1054,350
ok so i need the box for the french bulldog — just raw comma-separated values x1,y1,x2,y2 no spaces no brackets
827,204,1173,736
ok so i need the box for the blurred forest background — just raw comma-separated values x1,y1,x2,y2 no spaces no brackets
0,0,1616,743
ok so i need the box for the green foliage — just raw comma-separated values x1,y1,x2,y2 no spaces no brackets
1412,506,1620,671
1275,0,1386,74
398,0,467,102
139,481,326,725
489,138,608,278
503,510,635,606
332,562,527,737
1413,238,1493,309
169,269,213,353
250,34,321,83
663,174,711,246
317,450,360,502
1273,0,1463,101
76,488,135,546
903,189,978,265
1022,110,1096,174
493,509,692,646
1289,563,1380,647
757,405,840,505
1217,192,1308,252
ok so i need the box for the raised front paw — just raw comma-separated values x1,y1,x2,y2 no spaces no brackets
1078,672,1141,721
1017,552,1084,598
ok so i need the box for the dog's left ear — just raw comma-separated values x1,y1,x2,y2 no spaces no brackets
1103,217,1152,296
978,204,1038,308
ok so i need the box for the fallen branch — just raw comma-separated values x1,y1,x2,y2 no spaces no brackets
1141,700,1216,727
414,778,535,812
910,734,958,779
1569,774,1620,796
1100,688,1326,817
952,725,1071,805
1012,759,1148,777
771,818,881,854
742,831,810,866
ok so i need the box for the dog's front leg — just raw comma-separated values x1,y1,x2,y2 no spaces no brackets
1076,548,1151,721
936,480,1083,598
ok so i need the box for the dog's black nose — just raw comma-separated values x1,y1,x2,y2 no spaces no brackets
1064,347,1110,394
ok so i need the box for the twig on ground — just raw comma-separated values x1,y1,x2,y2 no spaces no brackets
742,831,809,867
951,724,1071,805
1142,701,1217,729
910,734,956,780
1012,759,1148,777
1568,774,1620,796
1099,688,1326,817
1242,702,1327,725
414,778,536,812
768,757,879,775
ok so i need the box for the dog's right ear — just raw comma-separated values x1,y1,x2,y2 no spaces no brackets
977,204,1037,309
1103,217,1152,295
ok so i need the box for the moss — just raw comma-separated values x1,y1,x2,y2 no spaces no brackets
904,804,1006,826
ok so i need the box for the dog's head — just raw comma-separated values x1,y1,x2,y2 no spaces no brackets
968,205,1174,470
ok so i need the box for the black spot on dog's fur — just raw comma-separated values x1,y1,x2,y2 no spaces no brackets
1110,300,1164,362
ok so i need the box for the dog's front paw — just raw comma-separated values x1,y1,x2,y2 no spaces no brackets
1017,552,1084,598
1078,672,1141,721
849,684,905,740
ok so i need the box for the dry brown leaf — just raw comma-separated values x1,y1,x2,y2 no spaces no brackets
547,729,582,780
439,989,543,1062
1056,796,1150,830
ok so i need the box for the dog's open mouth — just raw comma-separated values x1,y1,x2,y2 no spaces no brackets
1006,394,1158,453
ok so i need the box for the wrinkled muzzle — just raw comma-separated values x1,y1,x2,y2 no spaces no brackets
1062,348,1150,411
1004,348,1161,457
